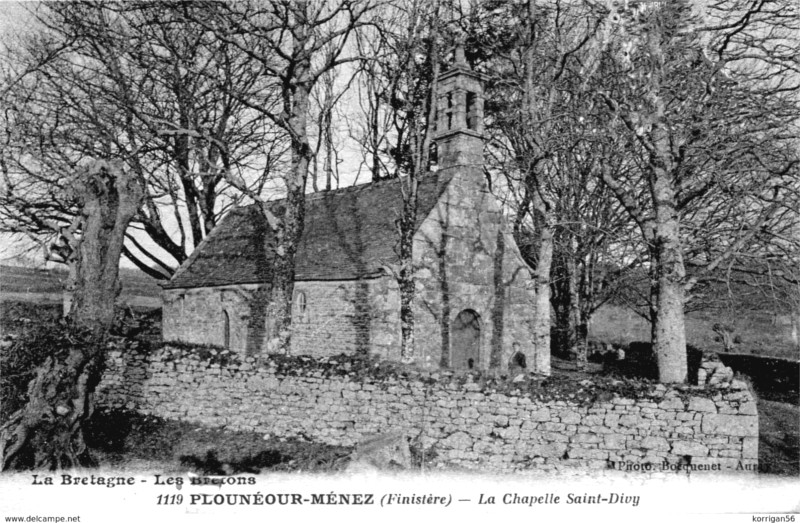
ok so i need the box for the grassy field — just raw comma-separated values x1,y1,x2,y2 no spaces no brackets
758,399,800,476
0,264,162,295
591,305,799,361
0,265,162,309
86,409,354,474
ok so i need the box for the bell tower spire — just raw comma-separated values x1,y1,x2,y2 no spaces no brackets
434,43,485,170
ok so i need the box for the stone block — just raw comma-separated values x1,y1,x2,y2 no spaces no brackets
559,410,582,424
724,391,751,402
658,397,685,411
619,415,640,427
567,447,609,460
604,434,627,450
528,443,567,458
701,414,758,437
542,432,569,442
738,401,758,416
467,423,492,438
478,414,496,425
670,441,709,457
742,437,758,460
639,436,670,451
571,433,602,444
461,406,480,419
498,426,521,440
584,415,603,425
687,397,716,413
530,408,551,422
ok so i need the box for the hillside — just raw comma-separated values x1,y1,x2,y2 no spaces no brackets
0,265,162,308
591,305,799,361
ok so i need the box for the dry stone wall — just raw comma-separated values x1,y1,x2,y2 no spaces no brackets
97,346,759,474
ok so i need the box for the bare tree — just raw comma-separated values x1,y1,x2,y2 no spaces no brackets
193,0,378,351
349,0,451,361
547,133,642,367
0,2,282,280
482,0,614,370
310,58,356,192
589,0,799,382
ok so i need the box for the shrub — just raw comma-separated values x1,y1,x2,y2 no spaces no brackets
0,321,96,420
110,306,161,340
0,302,61,336
603,342,705,383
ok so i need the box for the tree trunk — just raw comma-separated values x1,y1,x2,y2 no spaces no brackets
531,191,554,375
266,122,310,351
1,160,143,470
264,2,313,352
371,90,381,180
576,254,594,370
551,246,585,367
650,151,688,383
397,28,440,364
70,161,144,333
399,188,418,363
566,253,585,369
576,309,590,370
0,345,101,470
550,249,572,358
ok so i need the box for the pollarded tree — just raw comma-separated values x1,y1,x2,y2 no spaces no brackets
0,160,143,470
589,0,800,382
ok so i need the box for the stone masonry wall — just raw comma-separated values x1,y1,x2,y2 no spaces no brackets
97,347,758,474
162,279,399,359
412,165,543,373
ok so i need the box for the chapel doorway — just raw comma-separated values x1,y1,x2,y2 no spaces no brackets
451,309,481,370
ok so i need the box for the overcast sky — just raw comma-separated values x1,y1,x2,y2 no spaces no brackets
0,2,37,266
0,2,35,39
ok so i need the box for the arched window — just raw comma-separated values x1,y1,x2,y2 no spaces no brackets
222,310,230,349
294,291,307,321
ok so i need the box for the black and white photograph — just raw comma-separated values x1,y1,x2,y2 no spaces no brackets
0,1,797,521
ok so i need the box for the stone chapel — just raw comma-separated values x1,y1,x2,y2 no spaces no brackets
161,50,550,375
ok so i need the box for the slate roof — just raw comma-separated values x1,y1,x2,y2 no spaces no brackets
164,172,455,289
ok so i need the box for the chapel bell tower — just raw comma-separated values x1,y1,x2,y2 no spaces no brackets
434,44,485,170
